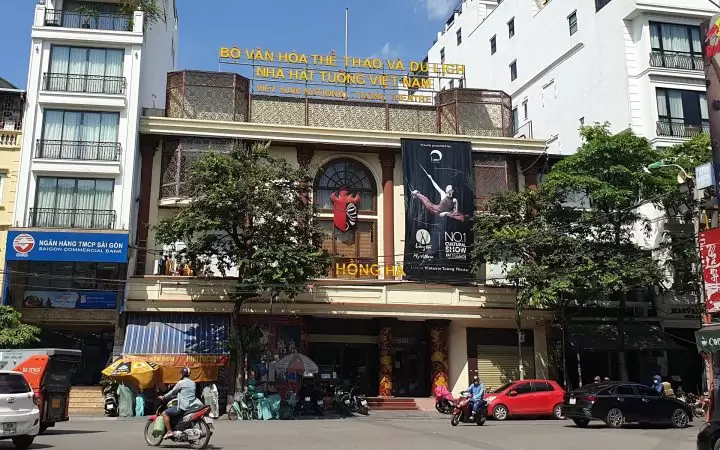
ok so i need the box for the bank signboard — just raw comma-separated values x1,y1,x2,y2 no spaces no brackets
401,139,475,281
5,230,128,263
23,290,117,309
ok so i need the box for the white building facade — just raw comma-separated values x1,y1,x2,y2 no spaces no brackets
424,0,715,154
2,0,177,387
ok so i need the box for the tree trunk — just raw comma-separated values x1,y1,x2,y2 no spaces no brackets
232,302,245,392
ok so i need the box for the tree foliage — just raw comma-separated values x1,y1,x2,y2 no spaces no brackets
0,306,40,349
120,0,165,25
154,142,330,384
473,124,708,381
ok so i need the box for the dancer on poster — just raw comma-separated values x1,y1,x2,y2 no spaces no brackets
410,164,465,222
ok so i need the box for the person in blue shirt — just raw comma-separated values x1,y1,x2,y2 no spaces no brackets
652,375,663,395
465,376,485,419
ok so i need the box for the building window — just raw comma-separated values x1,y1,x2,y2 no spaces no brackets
33,177,115,229
568,11,578,35
595,0,612,12
26,261,124,291
512,107,519,133
39,110,120,160
650,22,703,70
314,159,378,278
522,100,528,120
456,29,462,45
510,60,517,81
0,172,6,206
440,48,445,64
47,46,125,94
508,18,515,38
490,35,497,55
656,88,709,138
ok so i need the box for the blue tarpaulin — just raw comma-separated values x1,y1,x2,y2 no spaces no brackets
123,313,229,355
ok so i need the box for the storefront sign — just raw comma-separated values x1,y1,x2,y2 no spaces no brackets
5,230,128,263
123,354,228,367
700,227,720,313
401,139,475,281
219,47,465,104
23,291,117,309
334,263,405,277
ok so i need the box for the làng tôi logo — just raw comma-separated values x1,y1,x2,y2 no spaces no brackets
330,188,360,232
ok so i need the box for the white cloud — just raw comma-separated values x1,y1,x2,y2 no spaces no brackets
372,42,401,60
425,0,455,20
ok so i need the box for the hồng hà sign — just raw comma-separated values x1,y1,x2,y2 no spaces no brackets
219,47,465,104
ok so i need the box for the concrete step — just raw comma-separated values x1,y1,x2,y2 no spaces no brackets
69,386,104,411
366,397,419,410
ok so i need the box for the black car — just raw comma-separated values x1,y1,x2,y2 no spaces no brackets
562,381,692,429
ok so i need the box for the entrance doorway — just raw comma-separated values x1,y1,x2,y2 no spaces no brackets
392,322,429,397
37,327,114,385
308,342,378,396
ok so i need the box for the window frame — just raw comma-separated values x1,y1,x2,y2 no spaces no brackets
48,45,125,78
41,109,120,144
490,35,497,55
532,381,554,392
649,22,702,61
34,176,115,212
568,11,578,35
512,107,519,133
522,99,528,120
510,60,518,81
595,0,613,12
656,87,709,127
456,28,462,45
513,382,532,395
440,47,445,64
508,18,515,38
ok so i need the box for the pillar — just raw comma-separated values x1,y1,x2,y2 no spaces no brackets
379,152,395,275
449,322,469,395
533,324,549,380
427,320,450,395
376,318,396,397
135,136,159,276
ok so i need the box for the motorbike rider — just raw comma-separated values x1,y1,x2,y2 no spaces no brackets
158,367,196,439
465,376,485,420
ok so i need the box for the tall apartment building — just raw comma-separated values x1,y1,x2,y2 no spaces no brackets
3,0,177,385
419,0,715,385
0,78,25,290
424,0,715,153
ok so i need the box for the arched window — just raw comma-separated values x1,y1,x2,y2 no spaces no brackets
314,159,378,278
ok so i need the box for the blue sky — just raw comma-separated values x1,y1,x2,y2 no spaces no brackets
1,0,459,89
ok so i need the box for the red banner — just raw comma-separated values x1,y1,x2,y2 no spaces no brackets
124,354,228,367
700,228,720,313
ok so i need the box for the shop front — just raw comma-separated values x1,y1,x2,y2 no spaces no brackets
3,229,128,385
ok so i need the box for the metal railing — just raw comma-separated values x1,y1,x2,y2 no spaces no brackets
649,51,703,71
29,208,116,229
35,140,121,161
44,9,132,31
656,120,710,138
0,131,21,148
43,73,126,95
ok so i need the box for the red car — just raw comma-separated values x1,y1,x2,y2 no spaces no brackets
484,379,565,420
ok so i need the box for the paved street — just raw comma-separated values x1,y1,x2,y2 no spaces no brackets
0,412,699,450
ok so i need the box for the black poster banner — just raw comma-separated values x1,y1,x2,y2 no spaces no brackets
402,139,475,281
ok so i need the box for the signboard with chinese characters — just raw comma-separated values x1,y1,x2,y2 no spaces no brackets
219,47,465,104
700,227,720,313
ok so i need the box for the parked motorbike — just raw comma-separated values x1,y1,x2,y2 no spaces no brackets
450,394,487,426
102,383,118,417
349,385,369,416
144,398,214,449
687,392,709,418
333,385,352,414
295,386,324,416
228,391,259,420
434,385,455,415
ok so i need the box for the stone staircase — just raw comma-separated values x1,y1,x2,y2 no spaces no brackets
366,397,419,411
68,386,104,416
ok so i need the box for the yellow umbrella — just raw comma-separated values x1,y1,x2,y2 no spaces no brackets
102,358,160,389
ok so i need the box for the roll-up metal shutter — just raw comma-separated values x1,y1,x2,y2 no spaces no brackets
476,345,535,390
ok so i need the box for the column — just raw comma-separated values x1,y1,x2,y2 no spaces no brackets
379,152,396,275
533,324,549,380
376,319,395,397
135,136,159,275
427,320,450,395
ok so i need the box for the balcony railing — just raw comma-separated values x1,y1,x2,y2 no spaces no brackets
35,140,121,161
0,130,21,148
44,9,132,31
30,208,116,229
656,120,710,138
43,73,126,95
649,51,703,71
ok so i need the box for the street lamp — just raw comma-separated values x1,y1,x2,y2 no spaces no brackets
644,160,693,185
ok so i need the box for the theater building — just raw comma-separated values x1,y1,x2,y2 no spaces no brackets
125,68,551,401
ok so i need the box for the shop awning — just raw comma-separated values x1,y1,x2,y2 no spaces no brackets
122,313,230,357
568,323,684,351
695,324,720,353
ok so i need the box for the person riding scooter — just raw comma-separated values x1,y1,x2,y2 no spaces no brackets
465,376,485,420
158,367,196,439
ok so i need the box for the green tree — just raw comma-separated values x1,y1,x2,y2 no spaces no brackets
154,142,330,387
0,306,40,349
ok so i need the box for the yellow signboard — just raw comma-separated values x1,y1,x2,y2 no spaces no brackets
219,47,465,104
